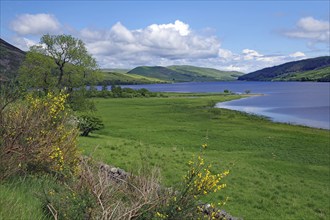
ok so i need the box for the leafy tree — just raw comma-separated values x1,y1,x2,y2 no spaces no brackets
77,114,104,137
19,34,101,92
19,46,57,93
41,34,98,89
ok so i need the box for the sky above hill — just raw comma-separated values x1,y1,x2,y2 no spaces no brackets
1,0,329,72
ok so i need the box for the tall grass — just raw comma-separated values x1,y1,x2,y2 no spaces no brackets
0,175,55,220
78,95,330,219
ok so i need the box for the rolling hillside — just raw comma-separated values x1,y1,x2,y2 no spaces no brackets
238,56,330,82
0,38,26,81
100,70,166,85
127,65,243,82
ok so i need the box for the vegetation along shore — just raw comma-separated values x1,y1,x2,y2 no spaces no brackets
1,34,329,220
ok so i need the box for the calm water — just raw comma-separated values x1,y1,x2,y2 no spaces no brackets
122,81,330,129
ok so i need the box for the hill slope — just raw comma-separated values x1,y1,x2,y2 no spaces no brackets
0,38,26,81
100,70,166,85
128,65,243,82
238,56,330,82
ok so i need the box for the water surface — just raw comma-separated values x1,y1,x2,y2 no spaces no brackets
123,81,330,129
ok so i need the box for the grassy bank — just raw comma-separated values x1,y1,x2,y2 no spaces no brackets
78,94,330,220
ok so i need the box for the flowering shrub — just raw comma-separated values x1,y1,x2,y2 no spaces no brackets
41,144,230,219
0,91,79,180
149,144,230,220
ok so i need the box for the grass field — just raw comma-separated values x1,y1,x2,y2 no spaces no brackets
78,94,330,220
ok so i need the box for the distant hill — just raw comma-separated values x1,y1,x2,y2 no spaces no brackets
127,65,243,82
99,70,166,85
238,56,330,82
0,38,26,81
101,68,131,74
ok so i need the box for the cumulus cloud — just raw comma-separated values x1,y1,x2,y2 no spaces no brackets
218,48,233,60
147,20,190,36
11,36,38,51
7,14,313,73
283,16,329,43
211,49,308,73
10,13,61,35
81,20,220,63
289,51,306,58
242,49,263,60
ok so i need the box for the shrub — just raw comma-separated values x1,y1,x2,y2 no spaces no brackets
144,144,230,219
43,157,164,220
0,91,79,180
77,114,104,136
42,145,230,219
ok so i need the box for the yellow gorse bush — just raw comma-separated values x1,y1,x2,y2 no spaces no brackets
0,91,79,179
184,144,229,197
153,144,230,219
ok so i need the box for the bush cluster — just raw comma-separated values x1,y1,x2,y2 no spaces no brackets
0,91,79,180
77,114,104,136
87,85,162,98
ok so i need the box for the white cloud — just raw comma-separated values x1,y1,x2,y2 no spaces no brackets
110,22,135,43
11,36,38,51
81,20,220,62
148,20,190,36
242,49,263,60
218,48,233,60
8,15,315,73
222,65,241,72
289,51,306,58
297,17,329,32
10,13,61,35
284,16,330,43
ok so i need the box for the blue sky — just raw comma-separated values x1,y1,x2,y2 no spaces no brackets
1,0,329,72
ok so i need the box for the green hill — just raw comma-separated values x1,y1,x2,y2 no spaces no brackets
101,68,131,74
0,38,26,81
100,70,166,85
127,65,243,82
273,66,330,82
238,56,330,82
168,65,242,81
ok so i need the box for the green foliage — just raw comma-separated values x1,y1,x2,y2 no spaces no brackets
273,66,330,82
19,48,57,93
0,80,25,112
68,88,96,112
77,114,104,136
18,34,101,92
86,85,159,98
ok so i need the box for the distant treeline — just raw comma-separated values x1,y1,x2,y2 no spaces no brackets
86,85,164,98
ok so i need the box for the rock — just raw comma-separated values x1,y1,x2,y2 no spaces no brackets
98,163,129,182
110,167,118,173
201,203,243,220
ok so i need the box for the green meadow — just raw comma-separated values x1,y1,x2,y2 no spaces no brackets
78,94,330,220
